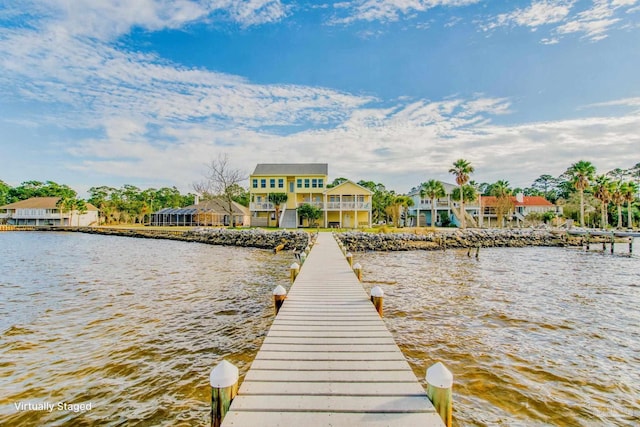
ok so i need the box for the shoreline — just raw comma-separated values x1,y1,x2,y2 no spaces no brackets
9,225,610,252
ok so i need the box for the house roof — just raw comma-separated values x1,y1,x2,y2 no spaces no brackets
155,198,249,216
481,195,554,207
252,163,328,176
407,181,458,196
324,180,373,195
0,197,98,210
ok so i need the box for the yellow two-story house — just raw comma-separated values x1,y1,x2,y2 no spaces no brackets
249,163,372,228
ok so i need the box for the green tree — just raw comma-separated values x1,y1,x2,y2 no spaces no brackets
566,160,596,227
297,203,322,227
532,174,559,202
0,180,11,206
9,180,76,201
420,179,445,227
449,159,474,228
611,181,625,229
357,180,393,224
622,181,638,228
385,195,414,227
268,193,288,227
593,175,611,229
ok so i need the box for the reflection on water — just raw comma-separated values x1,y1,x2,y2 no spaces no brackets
359,243,639,427
0,232,293,426
1,233,638,426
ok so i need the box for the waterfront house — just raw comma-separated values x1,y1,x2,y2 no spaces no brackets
249,163,372,228
407,182,480,227
0,197,98,226
480,194,560,227
151,198,250,227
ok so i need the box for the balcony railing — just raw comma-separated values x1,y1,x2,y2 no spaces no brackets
250,202,275,210
325,202,370,210
11,212,69,219
299,201,324,209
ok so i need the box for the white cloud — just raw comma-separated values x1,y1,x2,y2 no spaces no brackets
484,1,575,31
482,0,639,43
330,0,479,25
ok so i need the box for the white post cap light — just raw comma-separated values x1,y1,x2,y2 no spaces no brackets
210,360,239,388
426,362,453,389
273,285,287,296
370,286,384,298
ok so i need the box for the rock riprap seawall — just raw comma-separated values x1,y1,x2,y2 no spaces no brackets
36,227,310,250
336,229,577,252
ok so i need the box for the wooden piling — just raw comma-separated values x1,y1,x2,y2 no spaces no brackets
426,362,453,427
346,252,353,267
370,286,384,317
299,252,306,265
585,234,590,251
273,285,287,315
353,262,362,281
210,360,239,427
290,262,300,283
629,237,633,254
475,245,480,259
611,235,615,254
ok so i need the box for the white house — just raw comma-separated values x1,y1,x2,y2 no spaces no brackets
0,197,99,226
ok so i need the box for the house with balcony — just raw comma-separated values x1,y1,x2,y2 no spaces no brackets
406,182,480,227
480,194,560,227
248,163,372,228
0,197,98,226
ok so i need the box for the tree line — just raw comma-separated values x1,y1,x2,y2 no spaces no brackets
2,160,638,228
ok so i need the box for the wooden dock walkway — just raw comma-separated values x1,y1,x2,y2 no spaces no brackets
222,233,443,426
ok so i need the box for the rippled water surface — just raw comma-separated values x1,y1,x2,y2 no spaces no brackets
1,232,639,426
358,242,639,426
1,232,293,426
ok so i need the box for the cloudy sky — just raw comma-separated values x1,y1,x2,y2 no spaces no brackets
1,0,639,196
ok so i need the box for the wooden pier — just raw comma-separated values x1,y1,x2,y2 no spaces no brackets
221,233,444,426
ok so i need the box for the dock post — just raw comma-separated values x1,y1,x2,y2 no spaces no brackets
346,252,353,267
475,244,480,259
305,245,311,255
585,234,590,251
630,237,633,254
611,235,615,254
210,360,239,427
426,362,453,427
273,285,287,315
353,263,362,281
603,240,606,251
300,252,306,265
290,262,300,283
370,286,384,317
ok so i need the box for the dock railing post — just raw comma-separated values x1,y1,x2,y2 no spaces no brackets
611,235,615,254
300,252,306,265
273,285,287,315
426,361,453,427
353,263,362,281
370,286,384,317
290,262,300,283
210,360,239,427
346,252,353,267
629,237,633,254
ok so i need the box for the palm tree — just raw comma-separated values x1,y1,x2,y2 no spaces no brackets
385,195,414,227
593,175,611,229
75,199,87,226
490,180,513,228
566,160,596,227
449,159,474,228
420,180,445,227
611,181,625,229
268,193,288,227
622,181,638,229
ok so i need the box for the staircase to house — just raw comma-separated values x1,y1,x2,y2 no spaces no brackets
280,209,297,228
451,206,478,228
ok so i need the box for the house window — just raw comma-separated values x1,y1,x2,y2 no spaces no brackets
270,179,276,188
261,179,266,188
278,179,284,188
297,179,302,188
252,179,258,188
319,179,324,188
304,179,310,188
312,179,318,188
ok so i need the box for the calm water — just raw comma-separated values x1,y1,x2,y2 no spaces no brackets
1,232,638,426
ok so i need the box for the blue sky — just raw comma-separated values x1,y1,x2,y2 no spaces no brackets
1,1,639,197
